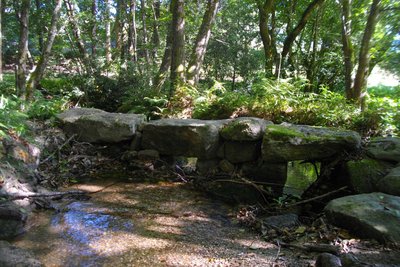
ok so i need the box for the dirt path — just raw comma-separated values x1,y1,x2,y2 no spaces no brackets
13,179,316,266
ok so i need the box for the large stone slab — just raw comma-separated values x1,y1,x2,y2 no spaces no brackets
262,124,361,162
220,117,272,141
325,193,400,245
219,141,260,163
377,166,400,196
367,137,400,163
141,119,228,159
57,108,146,143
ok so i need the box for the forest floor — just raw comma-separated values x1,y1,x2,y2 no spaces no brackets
12,177,312,266
12,175,400,267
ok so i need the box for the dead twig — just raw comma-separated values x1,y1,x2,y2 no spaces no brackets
214,178,271,204
285,186,348,207
40,134,77,164
274,239,282,262
279,241,341,255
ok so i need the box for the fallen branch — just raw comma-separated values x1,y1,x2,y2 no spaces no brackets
0,190,86,201
279,241,341,255
285,186,348,207
214,178,271,204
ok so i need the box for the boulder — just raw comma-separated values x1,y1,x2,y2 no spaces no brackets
57,108,146,143
262,124,361,162
2,138,40,168
219,141,260,163
325,193,400,245
0,241,43,267
220,117,272,141
344,159,394,193
261,213,300,231
0,203,27,239
376,166,400,196
141,119,228,159
367,137,400,163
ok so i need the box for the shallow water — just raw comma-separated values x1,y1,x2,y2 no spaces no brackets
13,179,285,266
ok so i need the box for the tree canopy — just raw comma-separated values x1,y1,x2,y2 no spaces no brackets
0,0,399,137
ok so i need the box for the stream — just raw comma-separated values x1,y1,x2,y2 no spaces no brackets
12,178,307,266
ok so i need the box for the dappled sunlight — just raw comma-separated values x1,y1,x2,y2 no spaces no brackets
90,232,171,254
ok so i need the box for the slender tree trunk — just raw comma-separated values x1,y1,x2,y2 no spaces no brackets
25,0,63,99
151,0,160,59
105,0,112,64
141,0,150,63
340,0,354,99
186,0,219,86
257,0,275,77
0,0,3,81
91,0,97,57
306,6,321,90
170,0,185,97
16,0,30,100
114,0,124,61
64,0,92,73
153,2,173,94
128,0,137,61
35,0,44,52
352,0,381,105
280,0,325,68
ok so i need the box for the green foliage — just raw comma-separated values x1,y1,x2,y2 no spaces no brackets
0,95,29,137
26,92,70,120
190,78,399,136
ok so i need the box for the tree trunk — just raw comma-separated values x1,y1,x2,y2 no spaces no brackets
114,0,125,61
257,0,275,77
151,0,160,59
141,0,150,63
186,0,219,86
91,0,97,57
0,0,3,81
128,0,137,61
105,0,112,64
340,0,354,99
153,2,173,94
64,0,92,73
280,0,325,66
35,0,44,52
26,0,63,99
352,0,381,104
16,0,30,100
170,0,185,97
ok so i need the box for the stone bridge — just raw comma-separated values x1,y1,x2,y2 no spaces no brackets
57,108,362,195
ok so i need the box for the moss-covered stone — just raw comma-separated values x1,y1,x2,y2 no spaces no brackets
220,117,272,141
377,166,400,196
345,159,394,193
367,137,400,163
262,123,361,162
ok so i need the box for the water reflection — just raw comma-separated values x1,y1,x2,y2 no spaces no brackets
50,201,134,265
